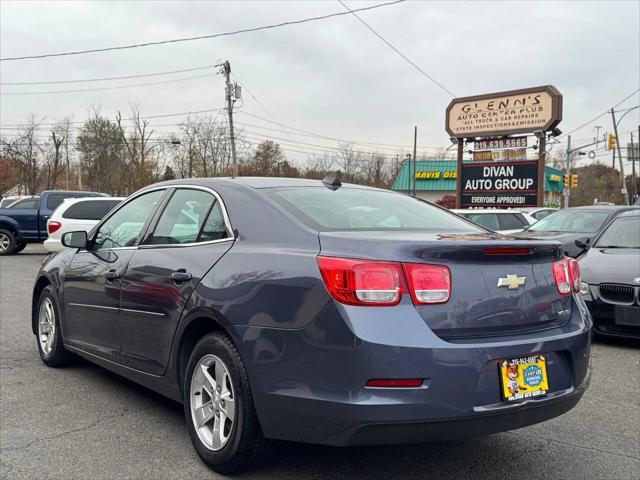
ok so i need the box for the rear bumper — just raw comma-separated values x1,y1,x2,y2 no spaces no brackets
236,298,592,446
326,381,587,446
43,238,63,253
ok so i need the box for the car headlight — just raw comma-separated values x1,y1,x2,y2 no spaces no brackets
579,282,590,296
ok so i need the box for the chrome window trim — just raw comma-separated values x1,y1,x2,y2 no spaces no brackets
140,185,235,249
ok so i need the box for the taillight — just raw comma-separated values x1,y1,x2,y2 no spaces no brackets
316,256,406,306
47,221,61,234
317,256,451,307
402,263,451,304
552,258,580,295
366,379,424,388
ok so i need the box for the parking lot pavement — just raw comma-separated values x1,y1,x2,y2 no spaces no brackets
1,245,638,480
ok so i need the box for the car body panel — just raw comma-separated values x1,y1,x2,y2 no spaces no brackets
32,177,592,446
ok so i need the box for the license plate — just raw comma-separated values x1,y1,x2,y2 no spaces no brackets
500,355,549,402
615,305,640,327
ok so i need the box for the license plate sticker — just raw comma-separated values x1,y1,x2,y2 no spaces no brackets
500,355,549,402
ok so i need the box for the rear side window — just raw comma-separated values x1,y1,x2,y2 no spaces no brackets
46,194,70,211
269,187,480,232
148,189,229,245
62,200,121,220
498,213,527,230
465,213,499,231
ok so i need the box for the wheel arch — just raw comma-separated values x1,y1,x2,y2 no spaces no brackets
175,312,238,399
32,276,52,335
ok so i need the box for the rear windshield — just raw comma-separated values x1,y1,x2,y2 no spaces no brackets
62,200,122,220
528,210,610,233
269,187,482,232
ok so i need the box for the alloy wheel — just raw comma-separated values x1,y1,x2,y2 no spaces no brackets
38,297,56,355
190,354,236,451
0,233,10,253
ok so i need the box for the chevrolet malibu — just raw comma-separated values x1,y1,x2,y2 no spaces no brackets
32,177,592,474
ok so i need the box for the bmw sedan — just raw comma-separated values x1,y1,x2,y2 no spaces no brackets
32,177,592,474
579,210,640,339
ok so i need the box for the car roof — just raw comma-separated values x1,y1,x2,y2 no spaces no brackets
451,209,523,214
616,210,640,218
153,176,388,192
568,205,638,211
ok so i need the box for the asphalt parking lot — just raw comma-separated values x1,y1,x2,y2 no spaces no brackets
1,244,638,480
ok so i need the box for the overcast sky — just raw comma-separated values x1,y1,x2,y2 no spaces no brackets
1,0,639,167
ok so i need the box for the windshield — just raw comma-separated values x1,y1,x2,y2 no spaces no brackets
594,217,640,248
269,187,482,232
528,209,610,233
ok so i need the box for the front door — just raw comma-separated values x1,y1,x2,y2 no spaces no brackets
118,187,233,375
63,189,166,361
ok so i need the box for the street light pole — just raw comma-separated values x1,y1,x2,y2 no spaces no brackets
563,135,572,209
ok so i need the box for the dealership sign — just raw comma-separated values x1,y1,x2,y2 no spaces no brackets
474,136,527,150
446,86,562,138
472,149,527,161
461,161,539,207
415,170,458,179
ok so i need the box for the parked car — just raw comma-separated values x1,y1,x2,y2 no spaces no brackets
44,197,125,253
0,190,107,255
32,177,591,474
510,205,639,258
0,195,38,209
518,207,558,222
579,210,640,339
451,208,535,234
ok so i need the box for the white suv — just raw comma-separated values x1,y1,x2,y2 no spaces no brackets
44,197,124,252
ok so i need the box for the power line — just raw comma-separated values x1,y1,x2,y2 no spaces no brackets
231,73,314,158
0,65,215,85
0,72,216,95
558,88,640,139
1,1,405,62
337,0,455,97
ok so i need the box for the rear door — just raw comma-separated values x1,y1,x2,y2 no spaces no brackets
5,198,39,239
63,189,166,361
118,187,234,375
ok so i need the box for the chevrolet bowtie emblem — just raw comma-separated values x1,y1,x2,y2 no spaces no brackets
497,274,526,290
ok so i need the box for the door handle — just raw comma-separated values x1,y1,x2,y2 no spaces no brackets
105,269,120,281
170,270,192,283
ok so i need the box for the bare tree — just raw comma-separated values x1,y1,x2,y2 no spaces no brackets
0,115,45,194
43,130,66,190
335,143,363,182
117,104,155,193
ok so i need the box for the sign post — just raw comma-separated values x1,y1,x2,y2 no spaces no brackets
446,85,562,208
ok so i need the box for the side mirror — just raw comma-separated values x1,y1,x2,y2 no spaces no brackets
62,231,87,249
575,237,590,251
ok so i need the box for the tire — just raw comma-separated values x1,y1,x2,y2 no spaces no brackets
36,286,72,367
0,228,16,255
14,242,26,253
183,332,272,474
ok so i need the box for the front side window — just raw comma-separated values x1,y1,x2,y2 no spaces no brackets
269,187,480,232
533,210,553,221
149,189,225,245
93,190,164,250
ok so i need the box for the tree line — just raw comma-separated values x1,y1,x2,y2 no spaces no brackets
1,106,416,197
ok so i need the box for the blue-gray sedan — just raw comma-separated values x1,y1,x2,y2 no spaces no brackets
32,177,592,474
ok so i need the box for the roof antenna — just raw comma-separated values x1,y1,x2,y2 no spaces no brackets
322,174,341,191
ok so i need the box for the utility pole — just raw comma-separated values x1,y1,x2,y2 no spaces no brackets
563,135,572,209
412,126,417,197
222,61,239,177
611,108,630,205
631,131,637,203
